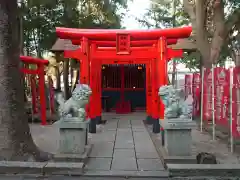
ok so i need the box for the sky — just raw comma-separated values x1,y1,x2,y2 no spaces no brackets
120,0,194,77
121,0,150,30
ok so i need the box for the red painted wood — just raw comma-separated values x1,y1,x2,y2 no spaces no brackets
80,37,90,85
30,75,37,114
20,56,49,65
57,27,192,120
146,62,152,118
64,48,83,60
20,56,49,125
71,39,178,46
93,45,102,118
56,26,192,40
151,58,158,119
21,68,39,75
167,48,183,60
48,76,55,115
97,46,153,51
93,49,158,61
38,65,47,125
157,38,168,120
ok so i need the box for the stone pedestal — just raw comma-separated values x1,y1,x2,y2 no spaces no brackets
160,118,195,156
57,118,90,154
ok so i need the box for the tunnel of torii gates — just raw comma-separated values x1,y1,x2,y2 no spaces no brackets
55,26,192,133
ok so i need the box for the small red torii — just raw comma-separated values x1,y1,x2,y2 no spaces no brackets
20,56,49,125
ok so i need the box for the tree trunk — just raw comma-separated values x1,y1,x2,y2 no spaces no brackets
63,59,70,100
236,53,240,67
71,69,79,92
55,66,61,90
69,59,74,96
55,52,61,90
0,1,50,161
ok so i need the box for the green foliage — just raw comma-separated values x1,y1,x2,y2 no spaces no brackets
180,51,201,70
18,0,129,57
139,0,240,70
138,0,189,28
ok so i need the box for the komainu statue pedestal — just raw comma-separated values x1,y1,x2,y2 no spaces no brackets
158,85,196,164
58,118,89,155
160,118,195,156
54,84,93,162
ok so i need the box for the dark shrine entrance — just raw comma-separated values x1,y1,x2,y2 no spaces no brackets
102,64,146,113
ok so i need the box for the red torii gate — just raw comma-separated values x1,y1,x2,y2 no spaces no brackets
55,26,192,133
20,56,49,125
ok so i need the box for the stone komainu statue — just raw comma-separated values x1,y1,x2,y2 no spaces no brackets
55,84,92,121
158,85,193,119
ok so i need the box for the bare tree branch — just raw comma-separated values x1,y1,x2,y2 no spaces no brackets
210,0,225,64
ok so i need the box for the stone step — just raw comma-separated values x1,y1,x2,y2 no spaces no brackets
0,161,84,175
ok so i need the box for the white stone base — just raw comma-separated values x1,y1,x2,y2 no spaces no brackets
160,118,196,156
57,119,89,155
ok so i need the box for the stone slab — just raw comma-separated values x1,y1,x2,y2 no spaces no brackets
85,158,112,170
0,161,46,174
117,128,132,133
118,124,131,128
137,159,164,171
113,149,135,158
90,131,116,142
83,170,169,177
136,151,159,159
111,158,138,171
54,144,93,163
134,144,157,152
167,164,240,177
116,131,132,137
90,142,114,158
134,137,153,144
132,128,146,132
57,119,89,129
43,162,84,175
115,140,135,149
104,122,118,129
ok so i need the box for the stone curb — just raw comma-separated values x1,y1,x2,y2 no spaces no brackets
167,164,240,177
0,161,84,176
83,170,169,178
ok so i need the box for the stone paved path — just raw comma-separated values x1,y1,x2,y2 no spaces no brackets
86,113,165,172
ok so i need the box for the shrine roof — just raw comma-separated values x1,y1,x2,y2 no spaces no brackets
56,26,192,41
50,38,79,52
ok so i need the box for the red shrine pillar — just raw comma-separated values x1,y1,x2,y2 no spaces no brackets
80,37,97,133
151,37,168,133
85,40,98,133
80,37,90,85
37,64,47,125
146,62,153,124
158,37,168,120
151,56,160,133
91,44,102,125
